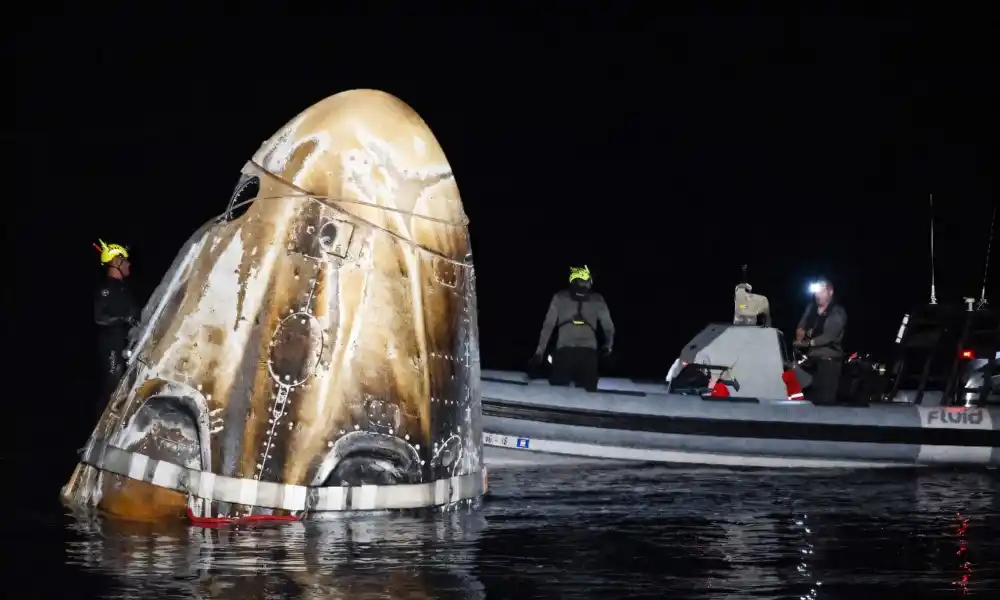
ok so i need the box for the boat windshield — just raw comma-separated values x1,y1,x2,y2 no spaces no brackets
776,330,791,366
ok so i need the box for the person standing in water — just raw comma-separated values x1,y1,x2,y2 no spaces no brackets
793,277,847,405
93,239,140,407
532,265,615,392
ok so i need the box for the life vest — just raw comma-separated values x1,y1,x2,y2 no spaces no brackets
557,296,597,333
803,302,843,353
571,298,588,326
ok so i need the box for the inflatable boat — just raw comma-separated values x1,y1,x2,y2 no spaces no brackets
482,292,1000,469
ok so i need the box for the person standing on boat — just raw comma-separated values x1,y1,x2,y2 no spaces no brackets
93,239,140,409
793,278,847,405
531,265,615,392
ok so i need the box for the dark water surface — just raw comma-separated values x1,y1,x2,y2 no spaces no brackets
11,465,1000,598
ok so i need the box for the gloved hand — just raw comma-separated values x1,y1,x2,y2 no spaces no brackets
600,345,612,358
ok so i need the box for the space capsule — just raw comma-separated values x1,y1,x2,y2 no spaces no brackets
61,89,485,521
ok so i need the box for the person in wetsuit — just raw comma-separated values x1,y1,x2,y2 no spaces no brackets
532,265,615,392
93,239,139,405
793,278,847,406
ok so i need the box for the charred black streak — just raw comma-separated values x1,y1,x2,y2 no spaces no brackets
269,315,319,384
288,200,325,259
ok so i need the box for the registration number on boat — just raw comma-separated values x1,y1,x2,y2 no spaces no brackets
483,432,531,449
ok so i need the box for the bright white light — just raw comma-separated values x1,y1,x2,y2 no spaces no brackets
808,282,823,294
547,354,552,364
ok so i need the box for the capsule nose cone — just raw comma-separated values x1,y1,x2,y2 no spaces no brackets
247,90,469,260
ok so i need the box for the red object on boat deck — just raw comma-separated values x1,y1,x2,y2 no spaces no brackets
782,369,805,401
711,381,730,397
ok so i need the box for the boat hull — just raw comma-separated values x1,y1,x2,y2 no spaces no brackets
481,372,1000,468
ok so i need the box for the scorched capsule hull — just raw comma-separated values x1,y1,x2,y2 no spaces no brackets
62,89,485,521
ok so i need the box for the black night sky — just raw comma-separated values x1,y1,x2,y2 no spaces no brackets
10,11,996,435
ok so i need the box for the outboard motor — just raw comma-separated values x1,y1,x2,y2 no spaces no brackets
958,354,999,406
840,352,887,405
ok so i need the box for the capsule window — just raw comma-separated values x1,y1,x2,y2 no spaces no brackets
318,219,354,259
225,175,261,222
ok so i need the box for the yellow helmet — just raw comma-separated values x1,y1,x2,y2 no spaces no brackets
568,265,591,283
94,239,129,264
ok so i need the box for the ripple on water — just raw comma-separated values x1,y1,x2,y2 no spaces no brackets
36,465,1000,598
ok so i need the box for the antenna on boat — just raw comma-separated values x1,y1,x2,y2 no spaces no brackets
929,194,938,305
977,204,995,310
741,264,748,284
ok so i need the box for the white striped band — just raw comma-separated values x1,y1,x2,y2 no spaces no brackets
82,445,485,515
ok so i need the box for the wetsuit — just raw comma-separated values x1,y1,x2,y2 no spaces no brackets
796,302,847,405
535,289,615,392
94,276,139,404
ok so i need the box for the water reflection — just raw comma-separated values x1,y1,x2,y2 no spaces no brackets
58,466,1000,599
475,466,1000,598
793,513,820,600
914,470,997,597
65,507,487,599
